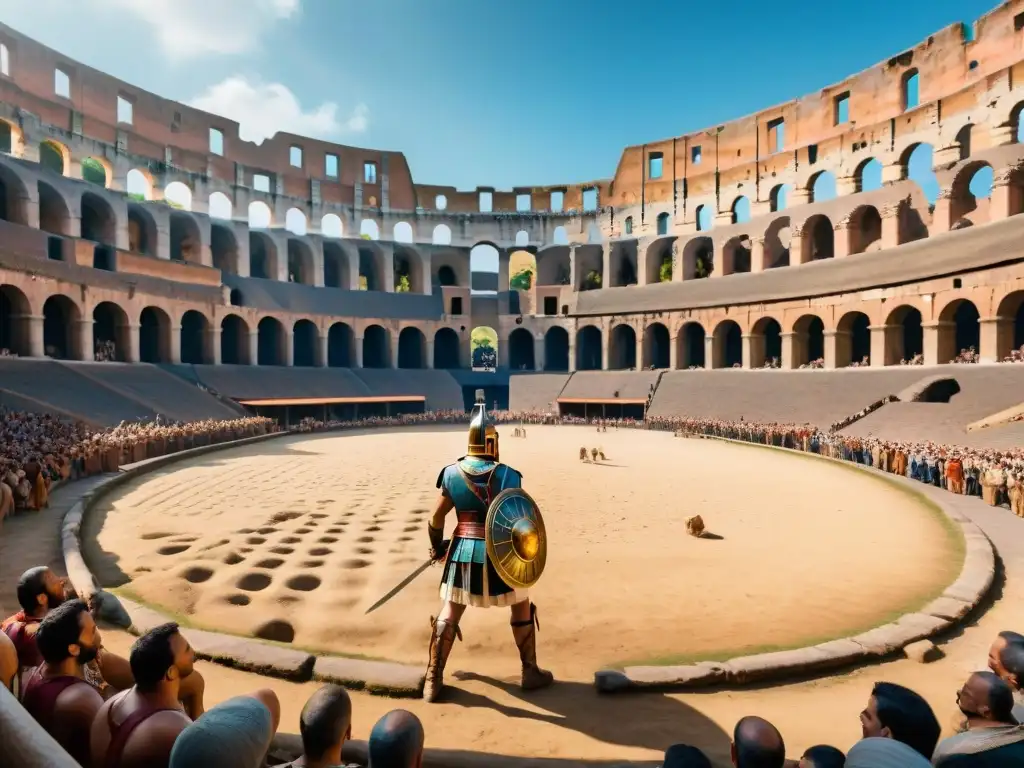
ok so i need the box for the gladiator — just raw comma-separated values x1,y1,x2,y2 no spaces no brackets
590,447,599,462
423,394,553,701
579,447,588,461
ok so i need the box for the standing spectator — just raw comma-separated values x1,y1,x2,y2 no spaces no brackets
367,710,425,768
859,681,940,760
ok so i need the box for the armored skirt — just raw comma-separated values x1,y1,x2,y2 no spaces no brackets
436,457,529,608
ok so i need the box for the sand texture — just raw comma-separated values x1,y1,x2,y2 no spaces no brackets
85,426,958,682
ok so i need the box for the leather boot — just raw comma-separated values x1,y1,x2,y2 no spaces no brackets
423,616,460,702
511,603,553,691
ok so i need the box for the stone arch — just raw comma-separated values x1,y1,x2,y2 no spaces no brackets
749,317,782,368
575,325,602,371
220,314,251,365
509,249,536,302
81,157,108,187
0,284,31,356
508,328,535,371
656,212,670,236
287,239,315,285
397,326,427,369
91,301,130,362
433,327,461,369
285,207,307,236
536,247,570,287
809,171,837,203
471,326,498,370
682,236,714,279
249,232,278,280
900,143,938,203
321,213,343,238
229,289,243,307
677,322,706,368
731,196,752,224
394,246,424,293
360,219,380,240
949,160,994,226
139,306,172,364
769,184,791,212
938,298,980,363
695,204,712,231
323,242,348,289
552,226,569,246
81,191,116,245
611,242,638,287
38,181,71,235
955,123,974,161
432,224,452,246
359,246,384,291
436,264,458,287
645,239,673,284
169,211,201,263
363,324,390,368
293,319,319,367
327,322,354,367
847,205,882,254
800,214,834,262
575,246,603,291
608,324,637,370
208,191,232,220
180,309,209,365
515,230,529,247
763,217,791,269
164,182,192,211
0,164,29,226
393,221,414,244
248,201,272,229
257,316,287,366
642,322,670,369
856,158,883,192
995,291,1024,361
836,311,871,367
39,140,68,175
126,203,156,256
126,168,152,201
211,224,238,275
722,235,752,275
884,305,924,365
712,319,742,369
791,314,825,367
43,295,81,360
544,326,569,371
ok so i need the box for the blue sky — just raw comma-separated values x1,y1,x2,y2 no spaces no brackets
1,0,998,191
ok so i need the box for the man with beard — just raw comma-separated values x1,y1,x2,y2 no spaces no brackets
988,630,1024,722
932,671,1024,765
19,599,106,765
89,622,197,768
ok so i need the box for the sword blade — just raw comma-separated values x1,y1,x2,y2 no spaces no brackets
364,558,434,614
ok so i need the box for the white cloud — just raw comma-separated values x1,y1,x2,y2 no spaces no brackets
96,0,300,59
188,77,368,144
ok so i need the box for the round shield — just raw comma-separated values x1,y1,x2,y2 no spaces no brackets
485,487,547,590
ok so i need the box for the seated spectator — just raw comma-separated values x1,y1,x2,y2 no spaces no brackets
731,716,785,768
859,681,940,760
988,630,1024,722
0,628,16,691
931,671,1024,765
368,709,425,768
169,690,281,768
89,622,195,768
797,744,844,768
845,737,930,767
19,599,106,765
662,743,712,767
272,684,353,768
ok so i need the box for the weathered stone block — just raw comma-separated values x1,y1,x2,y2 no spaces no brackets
904,639,943,663
184,628,315,681
313,655,423,696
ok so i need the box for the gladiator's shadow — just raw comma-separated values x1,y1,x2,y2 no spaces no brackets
697,532,724,541
446,671,731,757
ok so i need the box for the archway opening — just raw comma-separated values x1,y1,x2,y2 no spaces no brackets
837,311,871,367
678,323,706,368
575,326,602,371
764,218,791,269
609,324,637,370
169,212,201,263
258,317,286,366
220,315,250,365
293,319,318,367
288,240,314,285
682,237,714,280
508,328,535,371
643,323,670,369
81,192,115,245
902,143,938,204
324,243,348,289
950,162,994,227
645,241,673,284
359,248,381,291
163,182,192,211
327,322,354,367
39,141,66,175
180,310,208,365
810,171,837,203
139,306,171,364
43,295,79,360
437,265,458,287
801,215,834,262
398,327,426,369
321,214,343,238
433,328,461,369
285,208,307,236
208,191,232,220
856,159,883,192
81,157,108,187
712,320,742,368
544,327,569,371
723,236,752,275
751,318,782,368
885,305,923,365
249,233,276,280
363,325,390,368
848,206,882,254
38,181,70,235
0,285,31,356
127,205,156,256
792,315,825,368
211,224,238,275
944,300,981,363
471,326,498,371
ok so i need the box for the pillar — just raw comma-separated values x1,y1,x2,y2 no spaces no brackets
206,326,221,366
498,253,510,294
780,332,797,370
533,336,544,372
635,334,644,370
248,330,259,366
868,325,897,367
354,338,364,368
749,239,764,273
600,332,609,371
125,323,140,363
978,316,1010,364
704,335,715,369
824,330,851,370
568,337,576,372
23,315,44,358
76,319,94,362
318,333,329,368
283,331,294,367
742,333,763,369
922,320,954,366
790,231,806,265
169,325,182,365
669,334,679,369
425,339,435,369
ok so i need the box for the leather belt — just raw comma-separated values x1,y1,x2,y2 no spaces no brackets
454,522,486,540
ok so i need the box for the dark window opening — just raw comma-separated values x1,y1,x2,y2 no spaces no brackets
543,296,557,315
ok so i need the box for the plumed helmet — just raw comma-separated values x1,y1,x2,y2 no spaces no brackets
466,389,499,460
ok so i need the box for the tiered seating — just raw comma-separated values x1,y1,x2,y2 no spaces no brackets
351,369,464,410
508,373,571,411
559,370,661,401
186,365,371,401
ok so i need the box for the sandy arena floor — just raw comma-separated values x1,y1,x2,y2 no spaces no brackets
85,426,958,684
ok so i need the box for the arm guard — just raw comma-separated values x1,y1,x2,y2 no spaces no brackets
428,522,448,561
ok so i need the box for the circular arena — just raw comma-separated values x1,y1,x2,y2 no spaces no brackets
85,427,960,680
0,2,1022,767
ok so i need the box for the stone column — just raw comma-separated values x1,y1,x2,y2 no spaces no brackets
533,336,544,372
497,336,509,370
569,246,578,291
669,334,679,369
23,315,44,358
354,338,364,368
498,252,510,294
390,333,400,369
749,238,764,273
168,325,182,365
824,329,851,370
635,333,644,370
425,339,435,369
742,333,762,369
832,225,850,259
704,335,715,369
600,331,609,370
248,330,259,366
931,189,953,235
206,326,222,366
780,331,798,369
978,316,1010,363
880,204,902,250
789,229,806,265
283,331,294,367
318,333,329,368
568,337,576,372
381,244,396,293
922,320,955,366
125,323,141,363
989,168,1017,222
76,319,94,362
869,325,897,367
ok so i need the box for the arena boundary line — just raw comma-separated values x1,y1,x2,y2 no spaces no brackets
594,434,995,693
61,428,427,696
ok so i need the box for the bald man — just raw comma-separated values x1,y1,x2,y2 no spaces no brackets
731,716,786,768
367,710,424,768
932,671,1024,765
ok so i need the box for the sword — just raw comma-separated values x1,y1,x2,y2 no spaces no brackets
364,540,449,614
